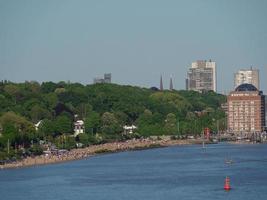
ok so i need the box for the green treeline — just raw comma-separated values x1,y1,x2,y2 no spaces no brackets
0,81,226,160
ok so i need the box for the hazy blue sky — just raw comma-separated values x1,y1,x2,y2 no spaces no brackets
0,0,266,93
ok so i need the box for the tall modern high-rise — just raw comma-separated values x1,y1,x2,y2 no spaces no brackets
186,60,216,92
234,67,259,89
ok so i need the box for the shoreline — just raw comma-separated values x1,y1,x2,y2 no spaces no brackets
0,138,194,170
1,138,262,170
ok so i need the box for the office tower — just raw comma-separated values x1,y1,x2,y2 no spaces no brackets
104,73,111,83
160,75,163,91
227,83,265,134
234,67,259,89
169,77,173,91
186,60,216,92
93,73,112,84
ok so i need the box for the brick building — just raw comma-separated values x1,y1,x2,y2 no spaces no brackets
227,84,265,134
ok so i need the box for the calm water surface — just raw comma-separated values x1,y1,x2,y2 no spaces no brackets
1,143,267,200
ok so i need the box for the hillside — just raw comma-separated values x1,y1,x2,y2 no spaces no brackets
0,81,226,160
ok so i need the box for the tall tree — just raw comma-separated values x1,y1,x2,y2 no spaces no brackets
38,119,55,137
76,103,92,119
164,113,177,135
101,112,121,135
85,112,100,134
54,115,72,135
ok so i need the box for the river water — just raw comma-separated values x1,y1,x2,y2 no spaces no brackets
1,143,267,200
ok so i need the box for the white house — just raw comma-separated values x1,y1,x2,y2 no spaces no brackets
74,120,85,136
123,125,137,134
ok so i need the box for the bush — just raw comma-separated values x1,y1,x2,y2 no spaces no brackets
29,144,43,156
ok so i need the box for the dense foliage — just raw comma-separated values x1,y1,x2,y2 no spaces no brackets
0,81,226,160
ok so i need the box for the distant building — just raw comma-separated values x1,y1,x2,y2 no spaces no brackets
227,84,265,134
74,120,85,136
234,67,259,89
186,60,216,92
93,77,105,84
104,73,111,83
160,75,163,91
169,77,173,91
123,125,137,134
94,73,112,84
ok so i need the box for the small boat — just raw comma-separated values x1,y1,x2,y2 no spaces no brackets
225,158,234,164
212,138,218,143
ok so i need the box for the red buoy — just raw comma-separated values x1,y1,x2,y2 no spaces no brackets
224,176,231,191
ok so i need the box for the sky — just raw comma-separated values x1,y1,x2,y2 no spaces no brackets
0,0,266,94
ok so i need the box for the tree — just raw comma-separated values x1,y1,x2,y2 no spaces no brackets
43,93,58,110
24,81,40,93
0,112,35,148
29,144,43,155
76,103,92,119
54,115,72,135
185,111,196,121
0,122,18,148
85,112,100,134
137,110,164,136
164,113,177,135
77,133,89,146
64,135,76,150
101,112,121,135
53,134,75,149
41,82,58,93
114,111,128,125
38,119,55,137
0,94,13,113
137,109,153,124
30,105,51,123
54,87,66,94
149,91,192,116
0,112,35,135
4,84,23,104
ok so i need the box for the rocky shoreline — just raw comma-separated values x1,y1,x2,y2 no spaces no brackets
0,138,194,170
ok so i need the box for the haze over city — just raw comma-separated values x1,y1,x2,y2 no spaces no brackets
1,0,266,93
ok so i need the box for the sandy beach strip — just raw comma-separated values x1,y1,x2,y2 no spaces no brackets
0,138,193,169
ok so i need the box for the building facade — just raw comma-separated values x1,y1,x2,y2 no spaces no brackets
186,60,216,92
227,84,265,134
234,68,259,89
104,73,111,83
94,73,112,84
74,120,85,136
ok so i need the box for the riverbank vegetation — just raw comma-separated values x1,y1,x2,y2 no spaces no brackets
0,81,226,161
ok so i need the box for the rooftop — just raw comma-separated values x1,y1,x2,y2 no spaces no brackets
235,83,258,92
